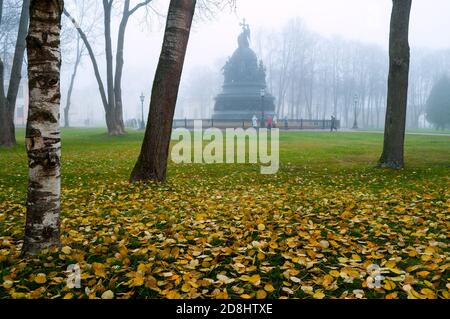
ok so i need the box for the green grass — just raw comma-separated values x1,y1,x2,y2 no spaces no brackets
1,128,448,199
357,128,450,135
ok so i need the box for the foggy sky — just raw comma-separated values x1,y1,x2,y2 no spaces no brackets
66,0,450,124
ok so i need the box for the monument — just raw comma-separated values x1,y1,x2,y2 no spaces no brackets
212,20,276,121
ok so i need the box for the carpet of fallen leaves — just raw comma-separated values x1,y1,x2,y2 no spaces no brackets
0,165,448,300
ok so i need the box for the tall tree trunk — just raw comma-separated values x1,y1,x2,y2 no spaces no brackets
378,0,412,169
102,0,123,136
130,0,196,183
0,1,6,146
113,0,131,136
22,0,63,256
64,34,81,128
0,0,3,25
0,58,13,147
0,0,30,147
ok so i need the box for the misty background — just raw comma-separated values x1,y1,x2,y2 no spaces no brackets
3,0,450,128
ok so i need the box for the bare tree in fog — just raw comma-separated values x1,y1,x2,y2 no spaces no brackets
62,0,92,128
0,0,29,147
378,0,412,169
426,76,450,130
64,0,153,136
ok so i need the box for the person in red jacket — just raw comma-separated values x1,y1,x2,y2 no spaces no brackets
267,116,273,129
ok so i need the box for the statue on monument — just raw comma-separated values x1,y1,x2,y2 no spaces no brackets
213,20,276,120
238,19,251,48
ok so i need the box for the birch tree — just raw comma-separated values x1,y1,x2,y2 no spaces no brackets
130,0,196,183
22,0,64,256
378,0,412,169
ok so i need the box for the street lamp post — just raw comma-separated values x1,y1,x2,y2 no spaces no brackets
352,94,359,129
140,93,145,130
260,88,265,128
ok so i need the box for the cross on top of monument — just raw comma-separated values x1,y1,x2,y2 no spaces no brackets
238,18,251,48
240,18,249,31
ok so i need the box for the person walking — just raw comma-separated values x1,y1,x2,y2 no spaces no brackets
252,114,258,128
330,115,338,132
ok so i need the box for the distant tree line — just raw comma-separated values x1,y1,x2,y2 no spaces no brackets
252,17,450,129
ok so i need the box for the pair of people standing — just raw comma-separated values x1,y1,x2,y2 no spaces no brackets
252,115,277,128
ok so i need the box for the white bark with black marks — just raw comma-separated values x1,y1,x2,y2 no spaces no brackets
22,0,63,256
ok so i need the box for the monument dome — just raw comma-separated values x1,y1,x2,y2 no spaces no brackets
212,21,276,121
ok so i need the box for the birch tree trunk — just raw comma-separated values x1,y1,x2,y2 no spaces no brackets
130,0,196,183
378,0,412,169
22,0,63,256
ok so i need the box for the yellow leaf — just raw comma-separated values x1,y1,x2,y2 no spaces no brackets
92,263,106,278
166,290,181,299
257,224,265,231
264,284,275,293
384,280,396,291
240,294,251,299
416,271,430,278
322,274,334,287
420,288,435,299
385,260,396,269
313,290,325,299
329,270,340,278
181,283,191,293
132,275,144,287
35,273,47,284
256,290,267,299
63,293,73,299
61,246,72,255
249,274,261,285
351,254,361,262
101,290,114,299
2,280,13,289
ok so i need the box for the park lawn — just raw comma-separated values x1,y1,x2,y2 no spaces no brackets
0,128,449,299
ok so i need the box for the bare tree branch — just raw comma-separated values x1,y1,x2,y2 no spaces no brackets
63,8,109,114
